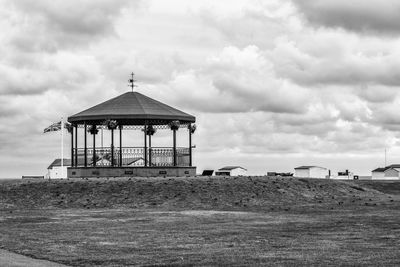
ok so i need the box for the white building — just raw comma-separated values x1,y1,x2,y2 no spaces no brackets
372,167,386,179
47,159,70,179
372,165,400,180
294,166,328,179
330,170,354,180
215,166,247,176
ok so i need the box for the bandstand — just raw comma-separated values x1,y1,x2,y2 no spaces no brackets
67,90,196,178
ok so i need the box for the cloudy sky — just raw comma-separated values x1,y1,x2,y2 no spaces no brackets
1,0,400,178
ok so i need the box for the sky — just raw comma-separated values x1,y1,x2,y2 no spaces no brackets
1,0,400,178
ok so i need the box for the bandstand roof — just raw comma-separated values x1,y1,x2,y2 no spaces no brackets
68,91,195,125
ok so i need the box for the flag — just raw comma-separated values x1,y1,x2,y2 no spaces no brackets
43,121,62,133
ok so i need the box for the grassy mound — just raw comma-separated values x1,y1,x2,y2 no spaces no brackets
0,176,394,210
0,178,399,266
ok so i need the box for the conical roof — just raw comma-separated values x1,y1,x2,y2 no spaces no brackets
68,91,195,124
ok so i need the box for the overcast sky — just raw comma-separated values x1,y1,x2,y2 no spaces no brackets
1,0,400,178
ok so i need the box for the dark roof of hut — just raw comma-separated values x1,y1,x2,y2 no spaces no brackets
218,166,247,171
372,164,400,172
294,166,326,170
47,158,71,169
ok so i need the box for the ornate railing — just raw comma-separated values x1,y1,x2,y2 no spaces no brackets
74,147,190,167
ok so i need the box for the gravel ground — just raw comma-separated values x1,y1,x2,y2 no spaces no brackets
0,249,68,267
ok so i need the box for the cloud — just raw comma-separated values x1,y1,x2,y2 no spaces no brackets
197,2,400,89
293,0,400,36
6,0,137,52
0,51,101,96
357,84,398,103
271,34,400,87
147,45,312,114
368,99,400,132
198,0,299,50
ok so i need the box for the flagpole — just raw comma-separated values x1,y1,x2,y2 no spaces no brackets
61,117,64,178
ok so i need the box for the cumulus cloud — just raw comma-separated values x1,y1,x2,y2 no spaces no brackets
0,51,102,96
271,33,400,87
368,99,400,132
6,0,137,51
150,45,311,114
356,84,398,103
293,0,400,35
198,0,299,50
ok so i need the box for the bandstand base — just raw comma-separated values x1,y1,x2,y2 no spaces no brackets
67,166,196,178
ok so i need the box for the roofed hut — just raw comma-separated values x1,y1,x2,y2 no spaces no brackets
215,166,247,176
294,166,328,179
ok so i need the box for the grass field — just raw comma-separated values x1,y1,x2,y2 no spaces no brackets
0,177,399,266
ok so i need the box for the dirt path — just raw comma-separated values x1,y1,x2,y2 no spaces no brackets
0,249,68,267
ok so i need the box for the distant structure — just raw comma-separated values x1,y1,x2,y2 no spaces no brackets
267,172,293,177
66,75,196,178
330,170,354,180
201,170,214,176
22,175,44,179
294,166,328,179
372,164,400,180
48,159,71,179
372,167,386,179
215,166,247,176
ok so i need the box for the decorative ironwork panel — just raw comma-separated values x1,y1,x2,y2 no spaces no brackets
177,147,190,166
76,122,190,130
150,147,173,166
75,146,189,167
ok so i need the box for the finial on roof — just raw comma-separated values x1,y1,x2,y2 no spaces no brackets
128,72,137,92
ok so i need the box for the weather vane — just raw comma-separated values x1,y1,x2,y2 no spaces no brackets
128,72,137,92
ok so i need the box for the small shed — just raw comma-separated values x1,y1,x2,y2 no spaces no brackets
294,166,328,179
47,159,70,179
371,167,386,179
215,166,247,176
372,164,400,180
334,170,354,180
